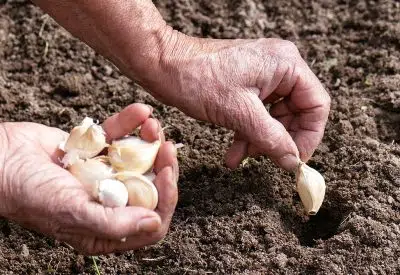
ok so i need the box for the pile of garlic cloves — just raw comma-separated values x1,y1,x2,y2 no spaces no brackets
59,117,161,210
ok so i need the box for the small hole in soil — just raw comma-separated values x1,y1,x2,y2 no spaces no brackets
298,208,349,247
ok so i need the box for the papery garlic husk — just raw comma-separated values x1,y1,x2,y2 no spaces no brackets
98,179,129,207
61,117,107,166
115,171,158,210
108,136,161,174
296,162,326,215
68,156,114,199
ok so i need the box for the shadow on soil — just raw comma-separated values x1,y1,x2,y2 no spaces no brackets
277,202,352,247
297,207,351,247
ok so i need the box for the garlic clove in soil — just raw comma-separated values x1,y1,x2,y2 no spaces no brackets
61,117,107,166
296,162,326,215
68,156,114,199
98,179,129,207
115,171,158,210
108,136,161,174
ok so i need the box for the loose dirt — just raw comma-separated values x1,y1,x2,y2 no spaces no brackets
0,0,399,274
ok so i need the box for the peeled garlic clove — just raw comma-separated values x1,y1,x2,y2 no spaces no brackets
98,179,129,207
296,162,326,215
115,171,158,210
62,117,107,163
108,136,161,174
69,157,115,199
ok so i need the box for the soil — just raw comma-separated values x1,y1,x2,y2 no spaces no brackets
0,0,400,274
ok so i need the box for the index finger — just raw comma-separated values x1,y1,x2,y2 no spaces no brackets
102,103,153,141
270,63,331,161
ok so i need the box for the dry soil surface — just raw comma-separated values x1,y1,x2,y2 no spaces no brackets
0,0,399,274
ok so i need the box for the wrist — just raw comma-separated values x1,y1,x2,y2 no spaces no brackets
131,28,203,104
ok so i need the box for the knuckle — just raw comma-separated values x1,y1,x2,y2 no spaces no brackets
263,123,287,154
270,39,301,61
280,40,299,53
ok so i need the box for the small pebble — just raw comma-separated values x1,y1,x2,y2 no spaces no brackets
104,65,113,76
21,244,29,257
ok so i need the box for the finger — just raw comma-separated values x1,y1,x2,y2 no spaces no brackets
60,202,162,240
153,141,177,174
139,118,165,143
113,162,179,252
225,133,248,169
269,90,330,162
228,93,299,171
154,165,178,223
247,143,262,158
56,229,161,255
102,103,152,141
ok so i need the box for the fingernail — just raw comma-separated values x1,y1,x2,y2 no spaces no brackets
277,154,299,172
137,216,160,233
146,104,153,113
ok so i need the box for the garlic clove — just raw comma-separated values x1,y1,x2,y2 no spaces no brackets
115,171,158,210
98,179,129,207
69,157,114,199
296,162,326,215
61,150,81,167
62,117,107,164
143,171,156,182
108,136,161,174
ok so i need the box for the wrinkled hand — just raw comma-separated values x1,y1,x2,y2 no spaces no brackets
148,36,330,171
0,103,178,255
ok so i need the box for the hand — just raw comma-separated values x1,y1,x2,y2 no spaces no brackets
0,103,178,255
147,36,331,171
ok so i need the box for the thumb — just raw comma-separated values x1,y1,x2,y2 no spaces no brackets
226,93,299,171
83,203,161,240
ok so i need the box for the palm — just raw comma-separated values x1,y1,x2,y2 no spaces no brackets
1,104,179,254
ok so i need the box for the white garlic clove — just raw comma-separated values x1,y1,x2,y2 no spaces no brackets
143,171,156,182
69,157,114,199
61,150,81,167
108,136,161,174
296,162,326,215
98,179,129,207
61,117,107,164
115,171,158,210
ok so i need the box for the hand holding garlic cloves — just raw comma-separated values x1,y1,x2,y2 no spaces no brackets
0,103,179,255
59,114,164,210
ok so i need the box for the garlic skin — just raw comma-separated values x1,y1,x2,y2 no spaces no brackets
68,157,114,199
98,179,129,207
61,117,107,166
108,136,161,174
115,171,158,210
296,162,326,215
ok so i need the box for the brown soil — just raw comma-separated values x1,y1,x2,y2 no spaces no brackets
1,0,400,274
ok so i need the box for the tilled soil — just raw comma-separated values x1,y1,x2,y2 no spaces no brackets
0,0,399,274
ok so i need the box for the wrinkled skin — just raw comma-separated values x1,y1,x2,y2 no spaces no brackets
148,35,331,171
0,104,178,255
31,1,330,171
3,0,331,256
